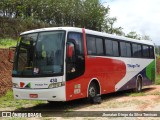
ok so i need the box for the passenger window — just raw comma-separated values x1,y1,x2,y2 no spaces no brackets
126,43,131,57
132,44,138,57
96,38,104,55
68,32,83,55
137,45,142,57
86,36,96,55
150,46,154,58
120,42,127,57
143,45,149,58
105,39,113,56
113,41,119,56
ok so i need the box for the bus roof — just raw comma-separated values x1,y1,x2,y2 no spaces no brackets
20,27,154,46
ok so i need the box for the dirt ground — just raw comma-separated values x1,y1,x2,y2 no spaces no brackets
72,85,160,112
0,49,12,95
1,85,160,120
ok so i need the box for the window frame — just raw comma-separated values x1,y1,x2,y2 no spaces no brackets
67,31,84,55
86,34,154,59
104,37,120,57
86,34,105,56
142,45,150,58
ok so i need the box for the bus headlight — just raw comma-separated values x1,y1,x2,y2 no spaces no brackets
13,83,19,88
48,82,65,89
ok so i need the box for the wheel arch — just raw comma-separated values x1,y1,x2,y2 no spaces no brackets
137,74,143,83
87,78,101,97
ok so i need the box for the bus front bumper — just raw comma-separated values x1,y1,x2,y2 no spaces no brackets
13,86,66,101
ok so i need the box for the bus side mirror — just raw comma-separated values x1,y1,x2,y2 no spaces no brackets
67,44,73,58
67,43,74,58
66,42,75,62
8,47,16,63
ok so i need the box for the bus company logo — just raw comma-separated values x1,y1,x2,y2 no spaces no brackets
20,82,25,88
127,64,140,68
20,82,31,88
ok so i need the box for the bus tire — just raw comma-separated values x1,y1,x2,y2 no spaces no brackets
135,77,142,92
88,82,101,104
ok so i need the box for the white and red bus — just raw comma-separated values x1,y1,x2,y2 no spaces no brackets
11,27,155,103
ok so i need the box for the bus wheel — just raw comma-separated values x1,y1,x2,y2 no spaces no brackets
135,77,142,92
88,82,101,104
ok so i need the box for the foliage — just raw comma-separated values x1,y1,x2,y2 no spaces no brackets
0,16,50,38
0,38,17,48
0,0,123,37
0,90,45,108
102,17,125,36
125,31,141,40
126,92,146,97
125,31,152,40
155,46,160,56
155,74,160,85
0,0,152,40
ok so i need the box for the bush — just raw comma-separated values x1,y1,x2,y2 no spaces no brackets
0,38,17,48
0,16,50,39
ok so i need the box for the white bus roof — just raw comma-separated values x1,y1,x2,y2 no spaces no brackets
20,27,154,46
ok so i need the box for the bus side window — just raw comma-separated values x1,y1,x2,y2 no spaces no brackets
105,39,113,56
96,38,104,55
113,41,119,57
126,43,131,57
120,42,127,57
150,46,154,58
86,36,96,55
132,43,142,58
68,32,83,55
142,45,149,58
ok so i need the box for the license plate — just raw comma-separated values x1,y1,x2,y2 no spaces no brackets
29,94,38,98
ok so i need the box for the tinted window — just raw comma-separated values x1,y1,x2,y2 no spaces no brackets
150,46,154,58
120,42,127,57
68,32,83,55
105,39,113,56
137,45,142,57
126,43,131,57
96,38,104,55
113,41,119,56
132,44,138,57
132,44,142,57
86,36,96,55
143,45,149,58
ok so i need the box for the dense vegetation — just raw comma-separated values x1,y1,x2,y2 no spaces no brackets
0,0,155,40
0,0,125,38
0,0,119,31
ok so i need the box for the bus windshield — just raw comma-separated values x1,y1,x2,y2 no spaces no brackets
13,31,65,77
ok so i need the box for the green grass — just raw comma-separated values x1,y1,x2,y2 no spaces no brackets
0,90,45,109
155,74,160,85
125,92,146,97
0,38,17,48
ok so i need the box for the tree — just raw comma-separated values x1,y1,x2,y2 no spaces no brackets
141,35,151,40
101,16,124,36
125,31,141,40
0,0,125,37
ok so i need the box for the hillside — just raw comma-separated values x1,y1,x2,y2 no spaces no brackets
0,49,12,95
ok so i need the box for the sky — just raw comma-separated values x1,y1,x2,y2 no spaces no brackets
101,0,160,45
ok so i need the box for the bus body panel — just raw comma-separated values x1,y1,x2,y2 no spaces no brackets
12,76,66,101
66,56,126,101
13,86,66,101
65,56,155,101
